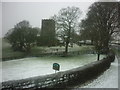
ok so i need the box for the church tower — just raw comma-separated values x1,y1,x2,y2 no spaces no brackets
40,19,55,46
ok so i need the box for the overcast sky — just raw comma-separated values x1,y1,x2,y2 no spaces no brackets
2,2,95,37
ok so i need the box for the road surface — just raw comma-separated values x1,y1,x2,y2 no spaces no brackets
71,45,119,89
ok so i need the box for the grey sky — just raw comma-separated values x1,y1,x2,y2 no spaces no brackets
0,3,2,38
2,2,94,37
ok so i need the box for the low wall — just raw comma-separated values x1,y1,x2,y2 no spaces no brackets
2,50,95,61
2,53,115,90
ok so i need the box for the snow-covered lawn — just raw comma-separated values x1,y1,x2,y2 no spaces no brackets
2,54,104,82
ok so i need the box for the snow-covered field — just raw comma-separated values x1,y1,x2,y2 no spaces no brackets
2,54,104,82
73,57,118,88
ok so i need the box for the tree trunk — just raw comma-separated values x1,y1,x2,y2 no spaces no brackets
97,53,100,61
103,34,110,53
91,39,93,45
84,40,86,45
64,22,71,56
105,41,109,52
65,42,69,55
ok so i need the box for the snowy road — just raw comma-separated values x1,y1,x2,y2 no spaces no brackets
72,57,118,88
118,55,120,89
116,52,120,89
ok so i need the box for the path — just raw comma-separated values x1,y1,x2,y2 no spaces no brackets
71,57,118,89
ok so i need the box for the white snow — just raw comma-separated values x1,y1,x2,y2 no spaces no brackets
0,61,2,83
2,54,104,82
78,57,118,88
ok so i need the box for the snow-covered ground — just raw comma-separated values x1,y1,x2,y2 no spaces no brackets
73,57,118,88
1,54,104,82
0,60,2,83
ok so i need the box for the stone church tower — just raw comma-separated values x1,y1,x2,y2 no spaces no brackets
40,19,55,46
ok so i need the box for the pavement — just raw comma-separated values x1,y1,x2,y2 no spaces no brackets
113,44,120,89
116,53,120,90
71,44,120,89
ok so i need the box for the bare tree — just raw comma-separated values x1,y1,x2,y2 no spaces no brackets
80,2,119,60
52,6,82,55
